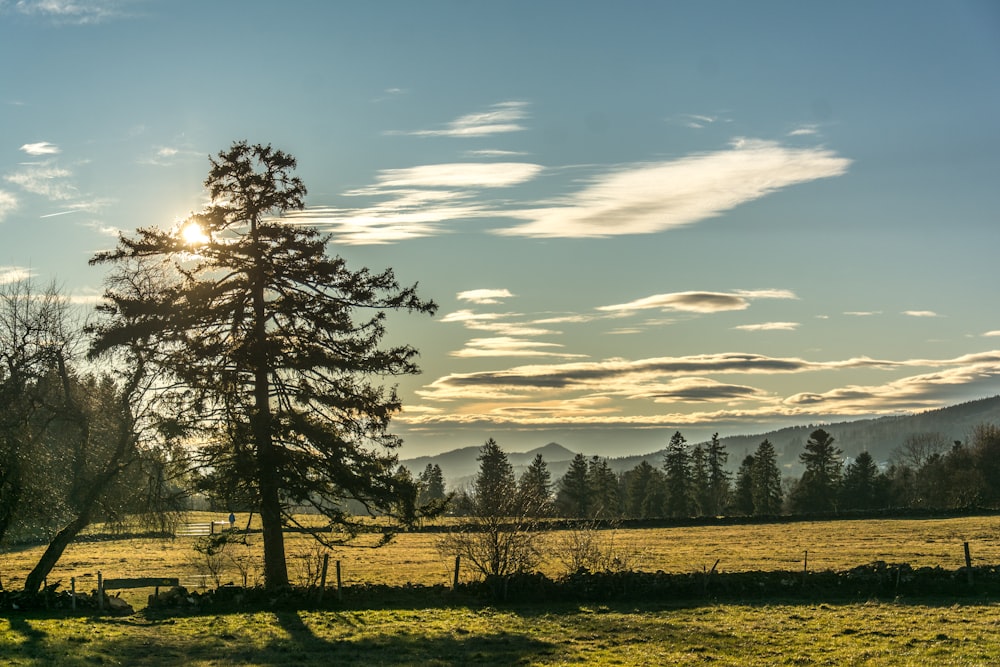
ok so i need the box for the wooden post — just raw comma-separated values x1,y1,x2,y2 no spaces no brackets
453,555,461,590
336,560,342,601
318,553,330,602
71,577,76,610
97,571,104,611
964,542,974,586
802,550,808,586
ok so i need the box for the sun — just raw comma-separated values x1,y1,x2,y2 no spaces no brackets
180,220,209,246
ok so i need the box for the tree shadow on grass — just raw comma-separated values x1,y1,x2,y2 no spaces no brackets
2,611,557,667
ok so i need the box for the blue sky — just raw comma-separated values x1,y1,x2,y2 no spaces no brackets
2,0,999,457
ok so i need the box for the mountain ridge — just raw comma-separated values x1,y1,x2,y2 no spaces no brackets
401,395,1000,488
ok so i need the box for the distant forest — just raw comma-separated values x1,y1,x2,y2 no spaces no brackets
405,396,1000,519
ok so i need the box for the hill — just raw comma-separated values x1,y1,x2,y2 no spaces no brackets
402,395,1000,488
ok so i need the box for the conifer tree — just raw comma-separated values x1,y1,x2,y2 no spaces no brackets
662,431,694,517
88,141,437,588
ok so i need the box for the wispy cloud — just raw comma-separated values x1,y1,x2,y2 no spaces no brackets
904,310,941,318
598,289,797,314
788,124,820,137
390,101,529,137
457,288,514,305
0,190,17,222
138,145,203,166
734,322,800,331
496,139,851,238
404,351,1000,428
285,160,543,244
465,149,529,158
3,0,134,24
20,142,60,156
451,336,588,359
845,311,882,317
985,331,1000,338
372,162,542,188
0,266,34,284
4,163,76,200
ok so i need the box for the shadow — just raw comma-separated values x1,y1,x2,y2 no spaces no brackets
6,613,49,647
25,610,557,666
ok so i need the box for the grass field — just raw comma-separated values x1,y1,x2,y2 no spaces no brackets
4,600,1000,665
3,513,998,594
3,514,1000,665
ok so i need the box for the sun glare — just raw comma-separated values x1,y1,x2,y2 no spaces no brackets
180,221,209,246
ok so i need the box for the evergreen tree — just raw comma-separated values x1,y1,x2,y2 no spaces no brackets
623,460,666,519
518,453,553,517
705,433,731,516
662,431,694,518
587,456,620,519
839,451,887,510
790,429,843,513
731,454,755,515
438,439,542,577
417,463,447,506
473,438,517,514
690,442,709,517
556,453,591,519
750,439,783,515
88,141,437,588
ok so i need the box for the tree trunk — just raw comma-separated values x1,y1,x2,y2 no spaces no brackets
250,221,289,590
23,512,90,593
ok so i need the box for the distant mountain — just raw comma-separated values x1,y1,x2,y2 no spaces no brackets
609,395,1000,476
402,396,1000,488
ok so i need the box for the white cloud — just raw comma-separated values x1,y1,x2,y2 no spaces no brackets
845,311,882,317
4,0,132,24
405,351,1000,428
0,190,17,221
903,310,941,318
457,288,514,304
734,322,800,331
395,101,529,137
496,139,851,238
465,149,529,158
985,331,1000,337
598,289,797,314
20,142,60,156
0,266,33,284
4,163,76,200
451,336,587,359
374,162,542,189
788,124,820,137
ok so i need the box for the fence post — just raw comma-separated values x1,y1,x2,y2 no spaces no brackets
71,577,76,610
453,555,461,590
802,550,808,586
964,542,974,585
318,553,330,602
97,571,104,611
336,560,342,601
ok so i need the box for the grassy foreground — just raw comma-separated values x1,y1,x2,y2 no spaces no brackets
3,600,1000,665
4,515,1000,665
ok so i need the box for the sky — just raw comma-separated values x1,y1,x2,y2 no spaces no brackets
2,0,1000,459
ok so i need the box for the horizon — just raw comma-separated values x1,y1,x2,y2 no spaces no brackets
3,1,999,458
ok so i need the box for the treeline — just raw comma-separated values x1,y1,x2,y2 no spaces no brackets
410,425,1000,520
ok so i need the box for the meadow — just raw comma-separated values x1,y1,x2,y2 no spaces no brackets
3,514,1000,665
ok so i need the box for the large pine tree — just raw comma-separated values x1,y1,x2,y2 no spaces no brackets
88,141,436,588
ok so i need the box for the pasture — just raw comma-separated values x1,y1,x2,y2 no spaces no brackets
3,514,1000,665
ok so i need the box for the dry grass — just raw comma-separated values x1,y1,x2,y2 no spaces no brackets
3,513,999,602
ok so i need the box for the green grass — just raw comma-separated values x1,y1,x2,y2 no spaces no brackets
3,600,1000,665
4,514,1000,665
